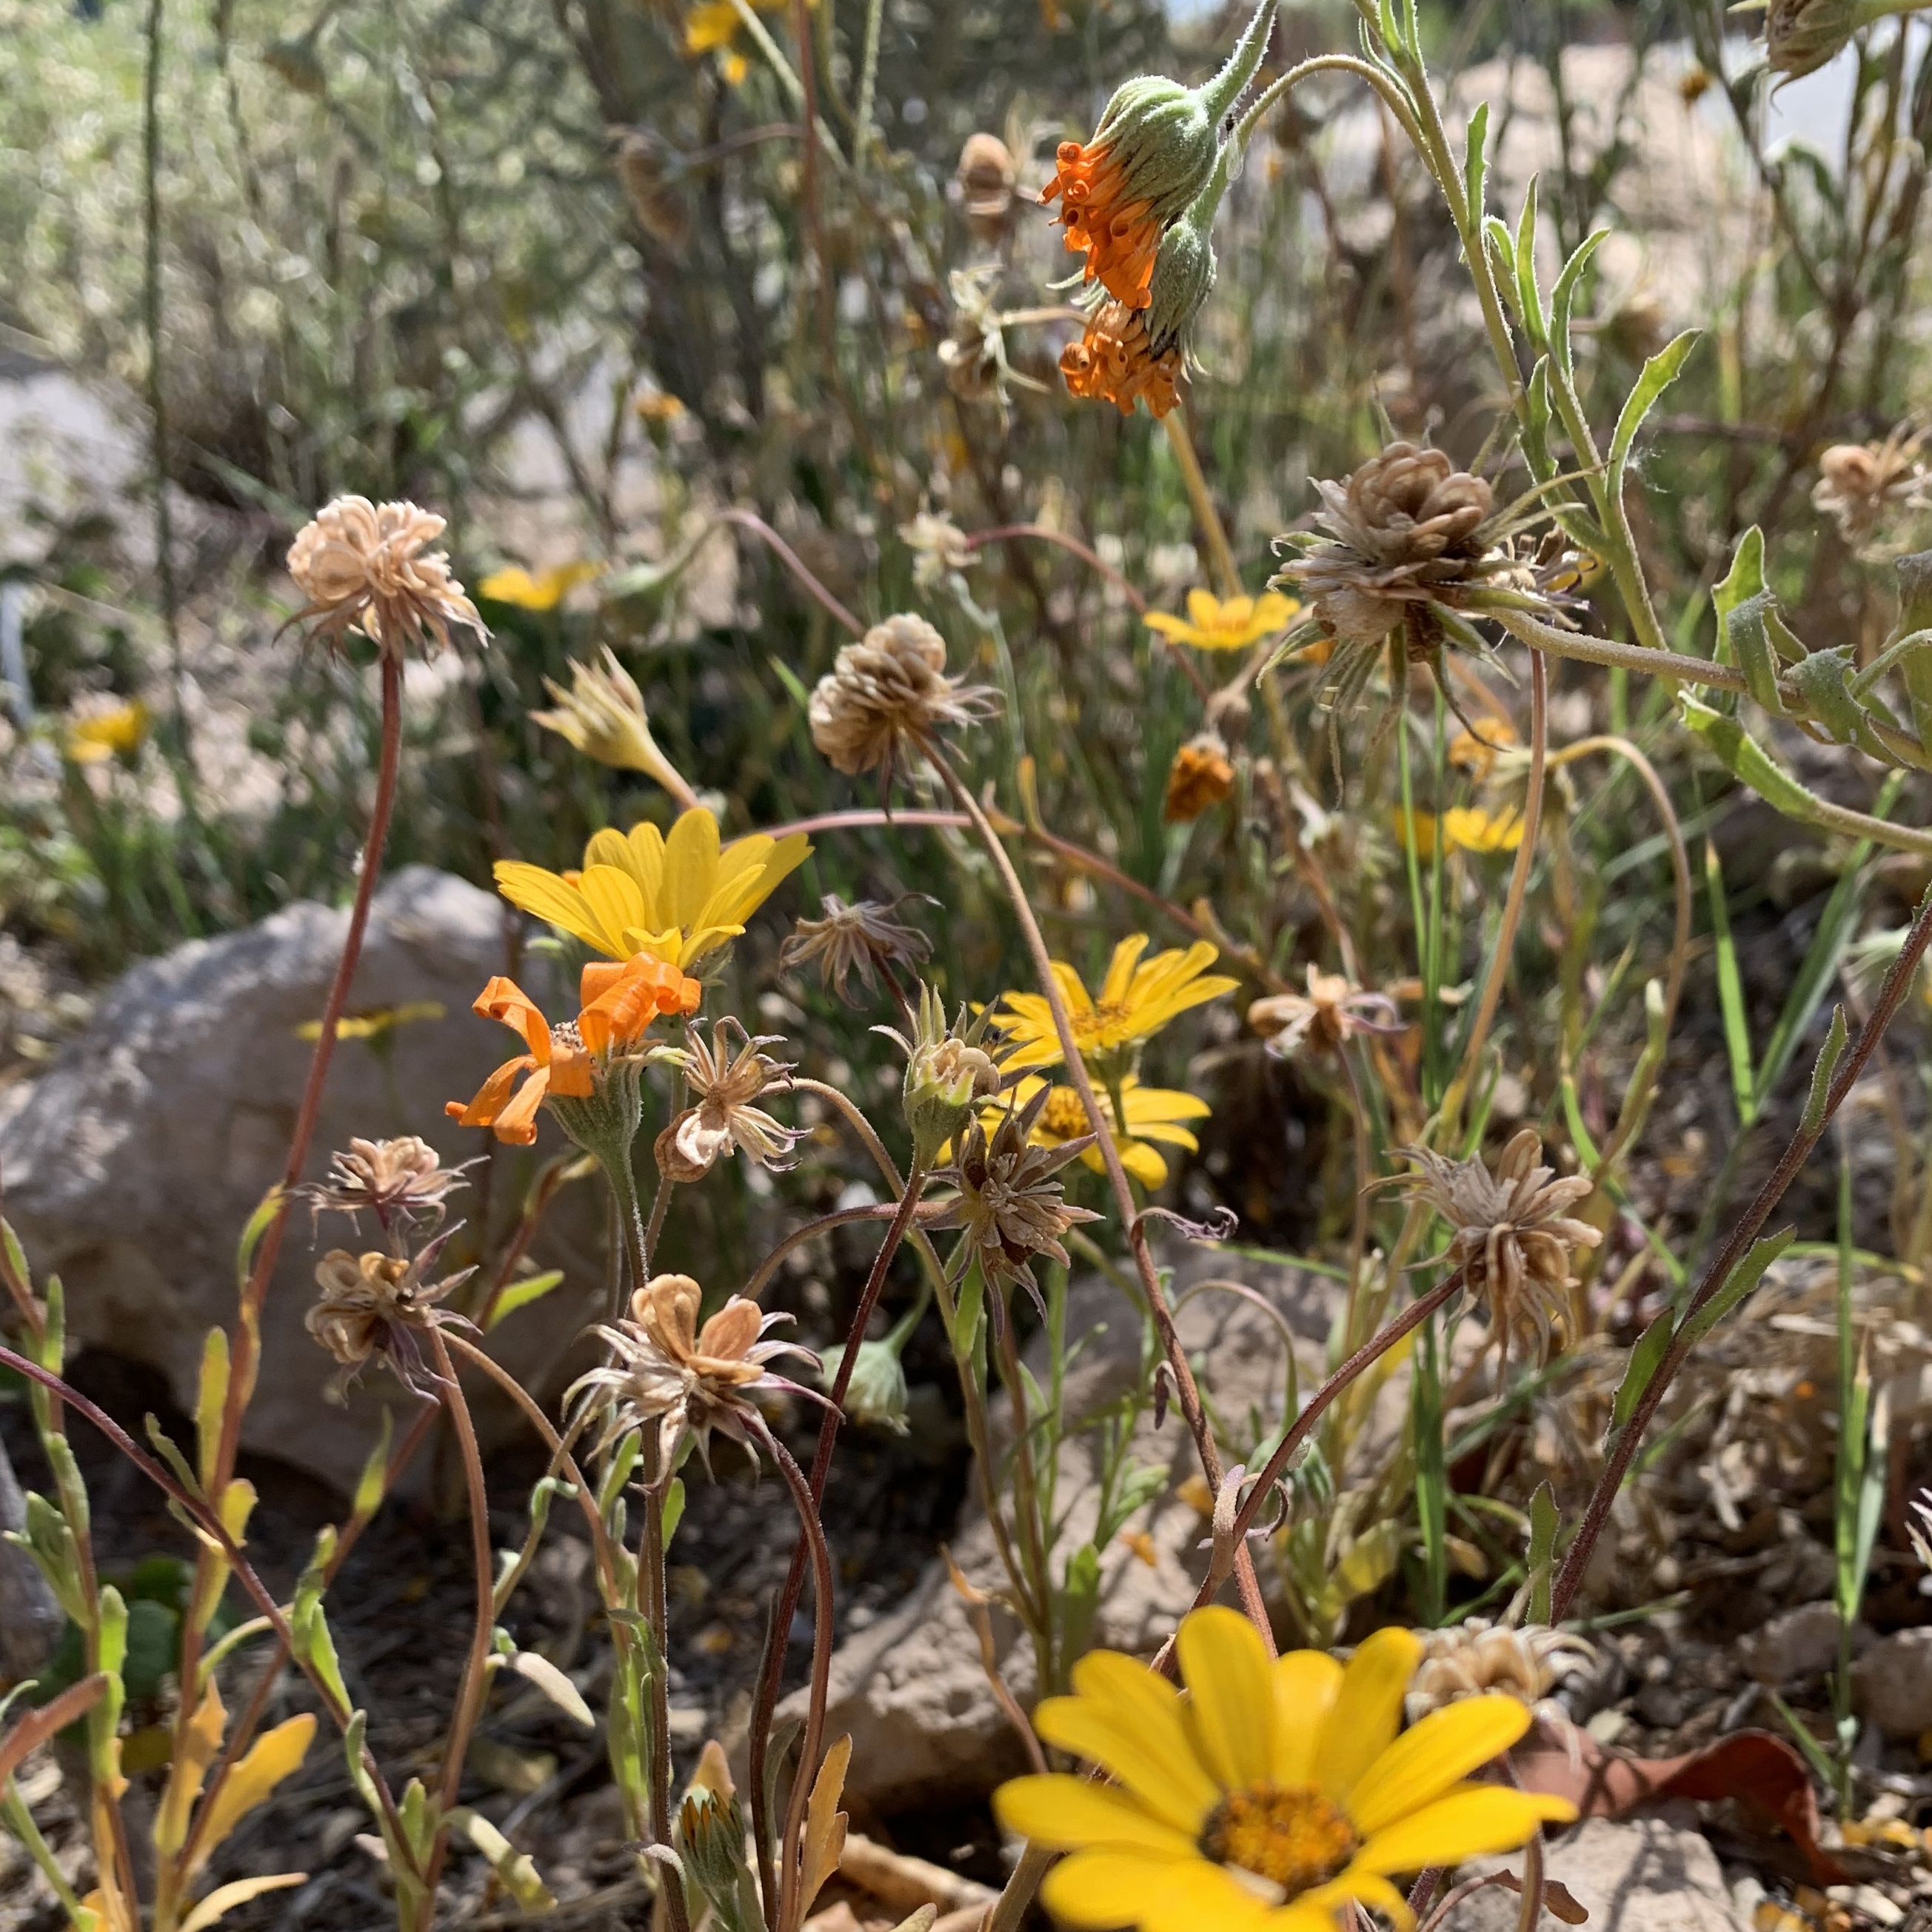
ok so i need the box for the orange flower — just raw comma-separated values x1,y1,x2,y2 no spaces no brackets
1060,301,1184,418
447,957,699,1144
1043,138,1163,308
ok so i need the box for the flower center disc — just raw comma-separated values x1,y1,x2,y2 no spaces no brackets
1202,1785,1359,1896
1040,1088,1091,1140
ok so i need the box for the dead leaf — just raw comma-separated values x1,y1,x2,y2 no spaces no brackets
0,1677,109,1788
1512,1717,1846,1885
177,1873,305,1932
185,1714,316,1880
156,1678,227,1861
797,1734,852,1928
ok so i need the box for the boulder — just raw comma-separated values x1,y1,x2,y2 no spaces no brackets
1854,1625,1932,1740
1737,1601,1851,1687
789,1260,1358,1814
1454,1813,1750,1931
0,866,605,1496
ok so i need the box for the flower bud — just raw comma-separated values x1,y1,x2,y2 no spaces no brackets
1765,0,1859,78
820,1337,911,1435
890,983,1002,1171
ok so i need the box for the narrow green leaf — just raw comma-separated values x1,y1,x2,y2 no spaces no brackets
1608,330,1699,486
1412,1316,1447,1627
350,1409,394,1528
1800,1006,1851,1140
234,1187,285,1300
660,1476,686,1551
194,1328,230,1494
1771,1689,1840,1789
1525,1482,1559,1626
1548,228,1609,378
1677,1229,1796,1357
1712,527,1766,647
1703,840,1755,1126
1513,178,1545,350
1609,1308,1674,1443
1463,101,1491,227
487,1269,565,1331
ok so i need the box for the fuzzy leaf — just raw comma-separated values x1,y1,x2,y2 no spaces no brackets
1608,330,1699,488
1678,1229,1796,1357
194,1331,230,1493
178,1875,305,1932
451,1808,554,1913
512,1653,595,1730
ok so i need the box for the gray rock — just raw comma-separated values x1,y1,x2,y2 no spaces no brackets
1738,1601,1853,1686
1454,1813,1750,1931
0,866,605,1496
1854,1625,1932,1739
789,1260,1352,1814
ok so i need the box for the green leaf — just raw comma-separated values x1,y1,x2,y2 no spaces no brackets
660,1476,686,1552
351,1409,394,1528
1525,1482,1560,1626
1513,178,1545,351
1058,1542,1101,1675
1703,840,1755,1126
1412,1315,1447,1627
1548,228,1609,379
1677,1228,1796,1357
1608,331,1699,490
486,1269,564,1330
769,657,813,713
194,1328,230,1493
450,1808,555,1912
1608,1308,1674,1443
234,1187,285,1300
1800,1006,1851,1140
1463,101,1491,227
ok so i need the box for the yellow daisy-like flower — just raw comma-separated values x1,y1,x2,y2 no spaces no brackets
477,561,601,612
494,808,812,972
995,936,1238,1077
1391,806,1526,860
1000,1074,1210,1190
683,0,802,85
1144,590,1300,653
64,699,150,764
995,1611,1574,1932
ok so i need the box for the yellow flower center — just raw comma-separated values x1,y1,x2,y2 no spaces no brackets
1038,1086,1092,1141
1201,1785,1359,1897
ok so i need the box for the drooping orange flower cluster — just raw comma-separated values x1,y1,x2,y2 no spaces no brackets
1042,140,1162,310
447,957,699,1145
1060,301,1184,418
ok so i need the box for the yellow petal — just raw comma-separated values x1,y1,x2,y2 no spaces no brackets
1351,1787,1576,1876
624,819,669,918
1144,612,1199,645
1038,1847,1194,1931
575,865,651,957
1346,1694,1531,1836
1116,1139,1169,1188
494,862,616,957
662,809,723,928
1100,934,1152,1009
1032,1691,1217,1834
584,826,638,878
1184,588,1222,629
1314,1627,1420,1808
1177,1605,1272,1792
1271,1650,1343,1787
1067,1650,1220,1818
992,1774,1197,1857
1142,1861,1280,1932
1301,1870,1414,1931
1254,591,1299,630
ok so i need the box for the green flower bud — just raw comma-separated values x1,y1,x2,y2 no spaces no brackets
820,1337,912,1435
886,983,1001,1172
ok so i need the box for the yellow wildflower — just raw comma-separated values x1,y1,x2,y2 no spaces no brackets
477,561,601,612
64,699,149,764
1003,1074,1209,1190
683,0,803,85
1391,806,1525,860
494,807,811,972
995,1608,1574,1932
995,935,1237,1077
1446,718,1516,777
1144,589,1300,652
295,1001,446,1043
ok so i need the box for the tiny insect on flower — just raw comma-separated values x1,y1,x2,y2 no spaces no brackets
995,1607,1574,1932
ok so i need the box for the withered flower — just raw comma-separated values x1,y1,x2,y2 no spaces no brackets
1765,0,1859,78
779,893,934,1006
931,1088,1103,1296
286,495,484,658
1163,733,1234,823
657,1018,798,1180
957,132,1017,243
530,647,699,807
1406,1619,1597,1726
571,1273,818,1472
612,127,690,251
807,613,997,785
1813,429,1927,550
1396,1129,1600,1363
301,1135,473,1233
1249,966,1402,1059
306,1244,473,1387
900,509,977,592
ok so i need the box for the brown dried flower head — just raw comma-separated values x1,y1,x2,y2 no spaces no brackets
571,1273,818,1471
957,132,1017,241
306,1245,472,1385
1765,0,1858,78
1814,429,1927,550
807,613,997,784
1405,1619,1597,1725
900,509,977,592
1163,733,1234,823
780,893,934,1007
286,495,484,658
656,1018,798,1181
612,127,691,251
1285,444,1500,646
1249,966,1401,1059
931,1087,1103,1296
302,1135,473,1230
1397,1128,1600,1362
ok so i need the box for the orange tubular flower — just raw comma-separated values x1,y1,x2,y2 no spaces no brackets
1043,140,1163,309
1060,301,1184,418
447,957,699,1145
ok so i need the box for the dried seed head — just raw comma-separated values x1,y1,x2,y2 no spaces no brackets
779,893,934,1007
957,132,1017,241
306,1245,472,1385
302,1136,472,1229
933,1087,1103,1296
1405,1619,1597,1725
286,495,484,658
1283,444,1499,645
569,1273,817,1472
1163,733,1234,823
1813,430,1927,550
807,614,997,783
1249,966,1401,1059
1395,1128,1600,1363
655,1019,798,1181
